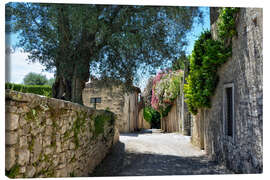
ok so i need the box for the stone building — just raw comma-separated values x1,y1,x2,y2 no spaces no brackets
191,8,263,173
82,80,141,133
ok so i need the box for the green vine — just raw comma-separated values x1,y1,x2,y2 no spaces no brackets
184,8,239,115
184,31,231,114
217,7,240,40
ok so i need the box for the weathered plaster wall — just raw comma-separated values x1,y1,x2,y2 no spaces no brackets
82,83,140,133
5,90,118,178
192,8,263,173
161,98,180,133
138,109,151,129
161,91,191,134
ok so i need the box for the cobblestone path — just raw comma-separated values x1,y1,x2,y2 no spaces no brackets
89,129,232,176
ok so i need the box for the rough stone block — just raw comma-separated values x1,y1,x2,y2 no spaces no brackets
32,140,42,163
69,142,76,150
6,105,17,113
56,142,62,153
5,147,16,171
19,136,28,148
6,113,19,130
46,118,53,126
6,131,18,145
55,168,68,177
44,147,53,155
18,148,30,165
26,166,36,178
19,166,26,174
43,136,51,147
19,116,27,127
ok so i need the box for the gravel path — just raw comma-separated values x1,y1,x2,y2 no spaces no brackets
90,129,232,176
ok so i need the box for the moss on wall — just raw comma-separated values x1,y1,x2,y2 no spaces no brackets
6,164,20,178
93,112,114,137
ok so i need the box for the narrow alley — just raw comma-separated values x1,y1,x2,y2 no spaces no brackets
90,129,232,176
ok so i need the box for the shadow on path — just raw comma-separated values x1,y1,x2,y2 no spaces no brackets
89,141,232,176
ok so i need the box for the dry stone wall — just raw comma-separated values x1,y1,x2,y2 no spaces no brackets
5,90,118,178
191,8,263,173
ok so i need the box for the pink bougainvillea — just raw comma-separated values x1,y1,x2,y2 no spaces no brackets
151,69,183,113
151,71,165,110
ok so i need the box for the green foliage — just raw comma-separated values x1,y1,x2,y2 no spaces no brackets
143,107,154,123
183,8,239,115
5,83,52,97
7,2,203,103
184,30,232,114
217,7,240,40
143,106,160,128
171,54,187,71
23,72,48,85
6,164,20,178
152,70,183,116
93,112,114,137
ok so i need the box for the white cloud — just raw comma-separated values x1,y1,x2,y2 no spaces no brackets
5,50,55,84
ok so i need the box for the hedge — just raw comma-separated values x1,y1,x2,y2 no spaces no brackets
5,83,52,97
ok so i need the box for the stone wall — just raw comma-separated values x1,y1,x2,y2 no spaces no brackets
161,84,191,134
138,109,151,129
161,98,180,133
82,82,140,133
5,90,118,178
191,8,263,173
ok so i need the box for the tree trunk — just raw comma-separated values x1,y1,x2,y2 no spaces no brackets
71,77,85,105
52,74,72,101
52,6,92,105
70,57,90,105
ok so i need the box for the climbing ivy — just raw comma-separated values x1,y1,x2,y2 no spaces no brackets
217,7,240,40
184,8,239,115
184,31,231,114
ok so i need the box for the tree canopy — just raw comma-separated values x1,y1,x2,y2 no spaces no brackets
23,72,48,85
6,3,203,104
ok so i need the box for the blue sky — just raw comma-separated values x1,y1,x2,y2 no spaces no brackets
5,33,55,84
5,6,210,90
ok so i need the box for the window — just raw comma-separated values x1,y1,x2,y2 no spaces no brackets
90,97,101,103
90,97,101,109
223,83,234,138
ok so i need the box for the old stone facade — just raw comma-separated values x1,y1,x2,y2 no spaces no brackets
5,90,118,178
191,8,263,173
82,81,140,133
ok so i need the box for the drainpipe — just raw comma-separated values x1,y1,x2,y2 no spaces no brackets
181,64,185,134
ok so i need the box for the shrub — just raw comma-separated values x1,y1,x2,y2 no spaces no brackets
5,83,52,97
143,106,160,126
